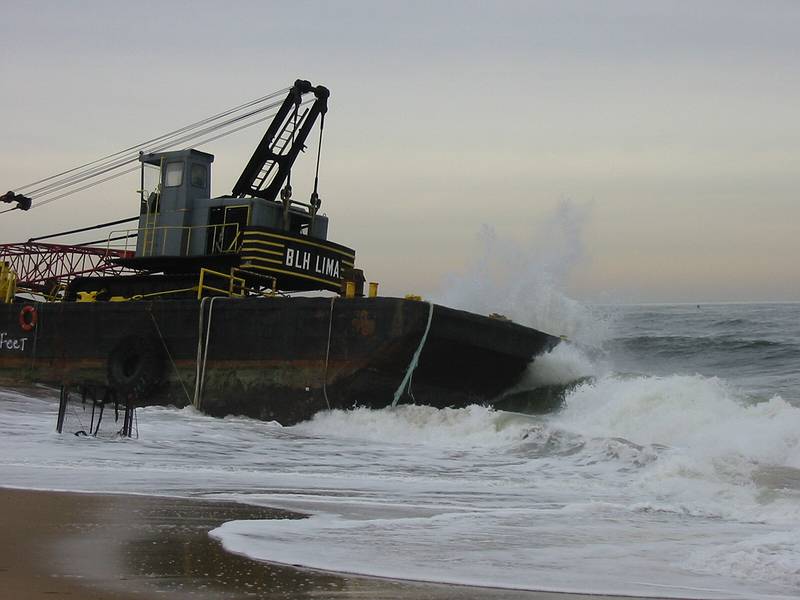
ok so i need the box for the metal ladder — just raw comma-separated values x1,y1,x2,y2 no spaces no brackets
251,108,307,192
140,206,159,256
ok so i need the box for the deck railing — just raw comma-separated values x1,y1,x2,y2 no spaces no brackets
1,261,17,303
197,268,246,300
106,222,241,257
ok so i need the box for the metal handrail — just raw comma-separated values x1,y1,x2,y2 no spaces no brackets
0,262,17,303
197,268,245,300
106,222,241,257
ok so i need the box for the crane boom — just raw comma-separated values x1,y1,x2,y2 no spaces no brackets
231,79,329,202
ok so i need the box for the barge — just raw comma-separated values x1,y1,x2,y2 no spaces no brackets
0,80,559,425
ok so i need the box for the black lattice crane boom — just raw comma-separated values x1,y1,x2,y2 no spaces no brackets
232,79,329,205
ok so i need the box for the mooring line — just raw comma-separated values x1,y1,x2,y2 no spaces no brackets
322,296,336,410
149,311,192,406
193,296,221,410
200,297,221,406
193,297,208,408
392,302,434,407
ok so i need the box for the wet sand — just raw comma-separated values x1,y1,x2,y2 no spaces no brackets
0,488,677,600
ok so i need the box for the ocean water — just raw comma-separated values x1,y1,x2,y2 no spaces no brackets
1,302,799,599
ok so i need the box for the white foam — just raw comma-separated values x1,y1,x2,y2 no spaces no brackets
516,342,605,387
2,382,800,598
294,404,533,448
210,508,795,599
554,374,800,523
685,530,800,589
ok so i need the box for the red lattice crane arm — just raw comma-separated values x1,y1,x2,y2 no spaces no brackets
0,242,134,292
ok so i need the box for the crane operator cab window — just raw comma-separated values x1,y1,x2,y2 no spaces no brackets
191,163,207,189
141,161,162,214
164,162,184,187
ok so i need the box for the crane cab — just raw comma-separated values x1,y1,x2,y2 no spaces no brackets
137,149,214,258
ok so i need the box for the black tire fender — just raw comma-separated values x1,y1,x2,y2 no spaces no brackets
107,335,165,399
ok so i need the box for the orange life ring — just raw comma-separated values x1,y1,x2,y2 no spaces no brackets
19,305,38,332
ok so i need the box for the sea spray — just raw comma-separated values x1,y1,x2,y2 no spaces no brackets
430,201,611,347
514,342,606,388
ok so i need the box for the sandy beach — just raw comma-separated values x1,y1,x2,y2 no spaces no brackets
0,487,683,600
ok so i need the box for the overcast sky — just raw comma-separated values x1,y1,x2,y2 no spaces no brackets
1,0,798,303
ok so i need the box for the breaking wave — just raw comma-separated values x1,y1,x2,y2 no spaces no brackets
297,366,800,525
294,403,533,448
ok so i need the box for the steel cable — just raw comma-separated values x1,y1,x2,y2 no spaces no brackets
28,99,312,209
29,97,289,202
13,87,290,194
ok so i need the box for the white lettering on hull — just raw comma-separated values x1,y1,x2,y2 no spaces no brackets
0,332,28,351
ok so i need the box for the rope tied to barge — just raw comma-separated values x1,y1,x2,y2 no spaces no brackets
149,311,192,406
392,302,434,407
194,296,225,409
322,296,335,410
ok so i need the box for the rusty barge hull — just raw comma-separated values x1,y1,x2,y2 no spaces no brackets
0,297,559,424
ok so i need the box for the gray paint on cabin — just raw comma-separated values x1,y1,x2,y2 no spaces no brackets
136,150,328,258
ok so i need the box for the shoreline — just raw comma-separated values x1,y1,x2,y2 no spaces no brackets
0,487,682,600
